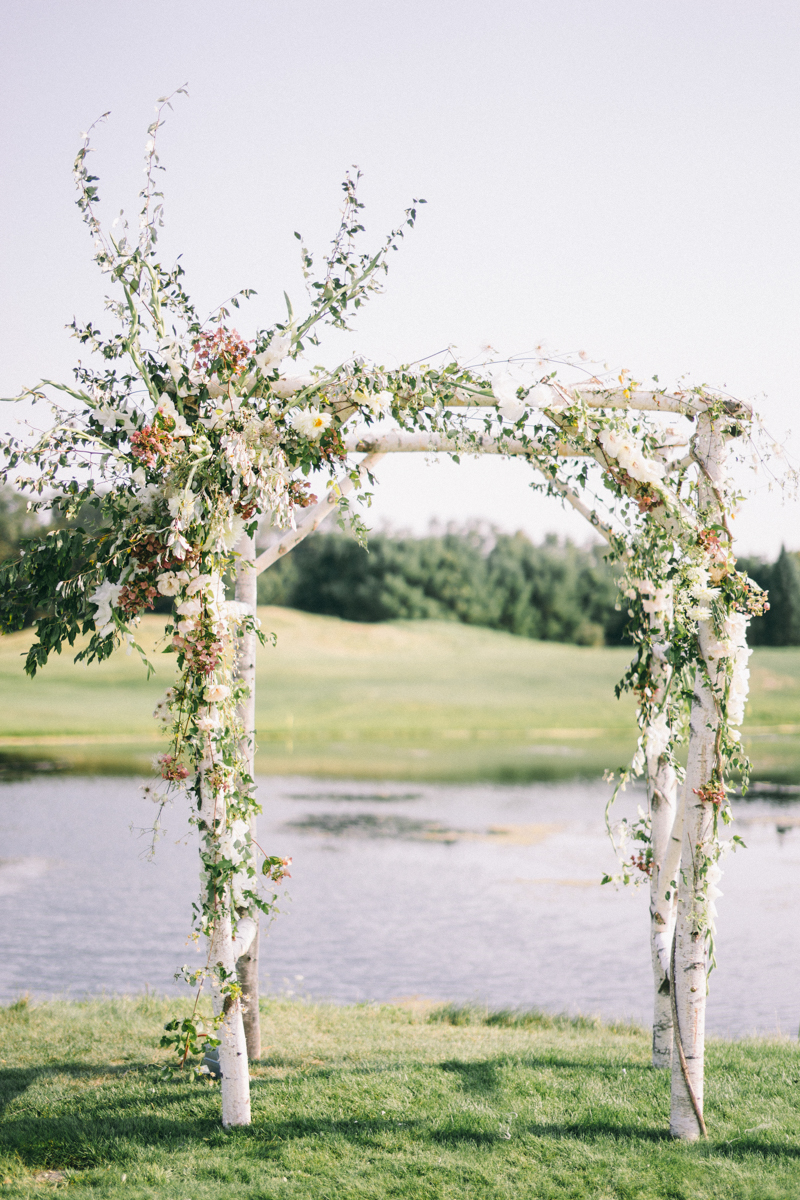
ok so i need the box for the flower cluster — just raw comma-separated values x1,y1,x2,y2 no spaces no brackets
0,102,775,1081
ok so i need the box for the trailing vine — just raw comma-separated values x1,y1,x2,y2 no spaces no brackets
0,96,771,1082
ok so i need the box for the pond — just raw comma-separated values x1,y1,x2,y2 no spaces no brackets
1,775,798,1038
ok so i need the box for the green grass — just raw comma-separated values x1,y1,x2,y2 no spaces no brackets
2,996,800,1198
1,608,800,782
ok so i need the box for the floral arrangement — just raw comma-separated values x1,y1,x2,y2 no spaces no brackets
0,94,770,1135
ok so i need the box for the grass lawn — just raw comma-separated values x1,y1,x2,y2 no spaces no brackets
1,996,800,1199
0,608,799,782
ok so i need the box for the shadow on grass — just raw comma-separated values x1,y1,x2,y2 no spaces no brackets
3,1060,800,1171
439,1059,503,1094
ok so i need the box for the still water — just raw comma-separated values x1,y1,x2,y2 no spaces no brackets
1,775,798,1037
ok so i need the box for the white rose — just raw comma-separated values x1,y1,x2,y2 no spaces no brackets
186,573,213,596
176,596,202,618
156,572,182,597
195,707,222,733
599,428,640,466
624,454,666,486
205,683,230,703
527,383,555,409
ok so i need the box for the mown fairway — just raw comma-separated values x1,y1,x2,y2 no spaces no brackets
2,996,800,1199
0,608,799,781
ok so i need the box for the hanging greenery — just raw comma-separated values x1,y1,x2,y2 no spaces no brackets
0,93,772,1136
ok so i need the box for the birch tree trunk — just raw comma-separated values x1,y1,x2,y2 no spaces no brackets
669,655,715,1138
646,633,679,1069
234,532,261,1061
208,909,252,1127
198,750,253,1127
669,412,726,1140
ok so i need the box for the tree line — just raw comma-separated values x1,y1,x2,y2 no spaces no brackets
256,527,800,647
1,485,797,646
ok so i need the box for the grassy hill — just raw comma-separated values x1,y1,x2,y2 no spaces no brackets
0,608,799,781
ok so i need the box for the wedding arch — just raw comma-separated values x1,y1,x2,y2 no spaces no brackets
0,98,765,1139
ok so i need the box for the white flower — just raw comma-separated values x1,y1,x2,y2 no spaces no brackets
527,383,555,409
158,338,185,385
185,573,212,596
89,579,123,637
598,427,629,460
96,404,120,430
492,374,526,423
195,707,222,733
131,467,147,488
361,390,394,416
156,572,182,597
641,587,672,616
622,454,666,487
206,374,228,399
255,335,292,371
598,428,665,486
178,369,205,398
217,833,245,866
205,682,230,703
288,406,332,439
645,711,671,764
167,488,200,528
231,872,250,907
176,596,202,618
156,394,191,437
221,515,246,551
199,395,242,431
272,373,315,398
165,531,191,560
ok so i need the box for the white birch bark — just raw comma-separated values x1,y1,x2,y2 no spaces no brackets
198,755,252,1127
669,412,727,1140
208,909,252,1128
234,532,261,1062
646,627,679,1069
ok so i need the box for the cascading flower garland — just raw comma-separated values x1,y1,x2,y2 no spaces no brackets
0,95,775,1130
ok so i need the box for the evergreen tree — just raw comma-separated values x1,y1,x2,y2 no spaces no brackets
766,547,800,645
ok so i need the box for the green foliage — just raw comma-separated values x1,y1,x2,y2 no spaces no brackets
258,528,629,646
2,995,800,1199
0,484,42,561
740,547,800,646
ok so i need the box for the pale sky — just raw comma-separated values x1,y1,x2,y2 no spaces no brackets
2,0,799,555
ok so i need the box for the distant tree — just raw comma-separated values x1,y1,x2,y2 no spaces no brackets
257,527,630,645
0,485,43,561
737,549,800,646
765,547,800,645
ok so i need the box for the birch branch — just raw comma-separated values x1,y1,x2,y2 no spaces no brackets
343,431,587,457
254,451,386,576
443,386,751,418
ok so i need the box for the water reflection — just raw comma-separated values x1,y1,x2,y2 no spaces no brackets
0,775,798,1038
